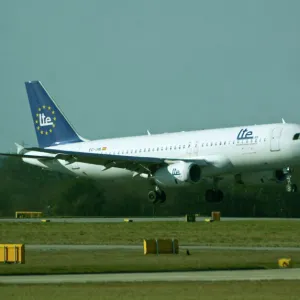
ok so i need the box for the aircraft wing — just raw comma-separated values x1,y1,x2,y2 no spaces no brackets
0,147,211,175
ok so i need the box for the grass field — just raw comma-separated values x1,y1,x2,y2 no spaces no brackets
1,220,300,246
0,249,297,275
1,281,300,300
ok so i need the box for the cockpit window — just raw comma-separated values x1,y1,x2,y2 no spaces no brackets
293,133,300,140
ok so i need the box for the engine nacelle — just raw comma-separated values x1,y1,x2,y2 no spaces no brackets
236,169,287,185
154,161,202,187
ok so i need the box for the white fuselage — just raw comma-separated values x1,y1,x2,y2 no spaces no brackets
22,122,300,187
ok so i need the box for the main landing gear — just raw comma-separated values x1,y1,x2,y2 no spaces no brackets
148,186,166,204
285,167,298,193
204,177,224,203
205,189,224,203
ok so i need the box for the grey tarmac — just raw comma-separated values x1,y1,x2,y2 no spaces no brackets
1,269,300,284
1,217,300,223
26,244,300,252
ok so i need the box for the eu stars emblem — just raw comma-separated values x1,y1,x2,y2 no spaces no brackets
36,106,56,135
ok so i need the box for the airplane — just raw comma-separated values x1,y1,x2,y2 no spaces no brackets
1,80,300,205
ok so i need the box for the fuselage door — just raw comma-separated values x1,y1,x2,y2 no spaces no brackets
270,127,283,152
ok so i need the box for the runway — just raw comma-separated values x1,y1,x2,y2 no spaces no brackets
26,244,300,252
1,217,299,223
1,268,300,284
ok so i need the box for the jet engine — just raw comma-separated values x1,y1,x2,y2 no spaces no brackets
153,161,202,187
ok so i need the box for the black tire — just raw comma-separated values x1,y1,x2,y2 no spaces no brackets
216,190,224,202
148,190,157,203
205,189,224,203
159,191,167,204
292,184,298,193
205,189,214,202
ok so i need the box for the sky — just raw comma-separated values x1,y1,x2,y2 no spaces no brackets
0,0,300,151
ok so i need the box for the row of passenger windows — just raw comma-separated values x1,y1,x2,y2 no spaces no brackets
103,137,267,155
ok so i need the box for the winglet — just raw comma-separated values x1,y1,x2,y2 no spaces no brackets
282,118,286,124
147,130,151,136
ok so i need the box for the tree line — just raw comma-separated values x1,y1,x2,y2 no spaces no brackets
0,157,299,218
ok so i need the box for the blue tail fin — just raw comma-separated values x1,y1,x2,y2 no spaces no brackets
25,81,84,148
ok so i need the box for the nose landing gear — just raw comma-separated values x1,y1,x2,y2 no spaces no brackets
285,167,298,193
204,177,224,203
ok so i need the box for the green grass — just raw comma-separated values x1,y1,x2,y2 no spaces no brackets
1,281,300,300
1,220,300,246
0,249,298,275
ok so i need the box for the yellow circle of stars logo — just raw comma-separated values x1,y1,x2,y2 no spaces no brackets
35,106,56,135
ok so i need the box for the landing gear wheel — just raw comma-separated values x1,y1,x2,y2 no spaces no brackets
148,191,158,204
286,184,297,193
148,188,167,204
216,190,224,202
159,191,167,204
205,189,215,202
205,189,224,203
291,184,298,193
285,169,297,193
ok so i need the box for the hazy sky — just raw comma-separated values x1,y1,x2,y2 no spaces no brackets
1,0,300,151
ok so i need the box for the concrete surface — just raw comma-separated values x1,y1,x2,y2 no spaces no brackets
25,244,300,252
1,217,299,223
1,268,300,284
